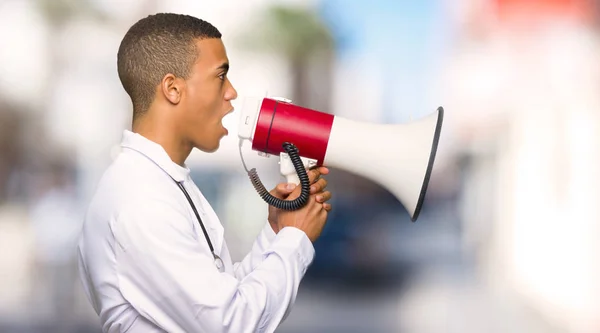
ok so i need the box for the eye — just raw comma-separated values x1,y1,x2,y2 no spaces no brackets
218,73,226,81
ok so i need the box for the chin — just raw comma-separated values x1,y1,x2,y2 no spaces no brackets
196,141,220,153
193,132,224,153
204,145,219,153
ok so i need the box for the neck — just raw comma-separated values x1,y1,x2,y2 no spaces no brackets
132,114,192,167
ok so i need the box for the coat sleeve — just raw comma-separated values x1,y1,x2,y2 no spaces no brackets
112,200,314,333
232,222,277,281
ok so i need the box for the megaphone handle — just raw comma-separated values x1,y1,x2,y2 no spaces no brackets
245,142,312,211
285,174,301,185
280,153,316,185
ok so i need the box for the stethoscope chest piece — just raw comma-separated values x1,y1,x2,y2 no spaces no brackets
214,253,224,271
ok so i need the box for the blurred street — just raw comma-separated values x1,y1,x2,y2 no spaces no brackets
1,0,600,332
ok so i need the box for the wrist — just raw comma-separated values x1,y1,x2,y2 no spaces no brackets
268,218,279,234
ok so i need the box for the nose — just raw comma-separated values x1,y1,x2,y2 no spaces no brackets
225,79,238,101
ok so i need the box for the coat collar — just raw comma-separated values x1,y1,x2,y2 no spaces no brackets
120,130,190,182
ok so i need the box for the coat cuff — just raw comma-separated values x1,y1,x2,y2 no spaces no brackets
265,227,315,271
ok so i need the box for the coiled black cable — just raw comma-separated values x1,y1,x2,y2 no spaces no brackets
247,142,310,210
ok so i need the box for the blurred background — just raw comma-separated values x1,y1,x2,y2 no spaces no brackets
0,0,599,332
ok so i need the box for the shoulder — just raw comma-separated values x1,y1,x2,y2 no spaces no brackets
84,151,188,233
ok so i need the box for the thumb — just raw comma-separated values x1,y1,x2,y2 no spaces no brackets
283,182,297,192
270,183,297,199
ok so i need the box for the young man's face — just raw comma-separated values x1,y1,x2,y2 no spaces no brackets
180,38,237,152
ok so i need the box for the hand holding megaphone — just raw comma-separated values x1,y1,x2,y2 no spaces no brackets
237,96,443,222
267,166,332,242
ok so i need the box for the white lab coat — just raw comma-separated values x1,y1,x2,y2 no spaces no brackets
77,130,315,333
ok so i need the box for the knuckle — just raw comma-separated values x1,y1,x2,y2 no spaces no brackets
311,169,321,179
314,182,323,191
317,179,327,190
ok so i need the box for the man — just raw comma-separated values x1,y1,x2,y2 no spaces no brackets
78,13,332,333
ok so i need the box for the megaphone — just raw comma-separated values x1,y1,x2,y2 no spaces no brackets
237,96,443,222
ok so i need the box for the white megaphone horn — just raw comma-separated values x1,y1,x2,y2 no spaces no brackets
237,96,443,222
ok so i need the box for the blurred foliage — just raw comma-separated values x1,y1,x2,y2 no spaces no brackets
239,5,334,60
237,4,335,108
36,0,108,26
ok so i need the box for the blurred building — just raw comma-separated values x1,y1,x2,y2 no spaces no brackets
442,0,600,331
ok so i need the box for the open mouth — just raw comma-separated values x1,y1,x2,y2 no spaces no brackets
221,109,235,135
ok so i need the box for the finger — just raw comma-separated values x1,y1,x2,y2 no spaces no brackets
287,167,324,200
310,178,328,194
318,166,330,175
279,182,297,193
323,203,332,212
315,191,331,203
318,204,331,219
270,183,297,199
307,168,322,184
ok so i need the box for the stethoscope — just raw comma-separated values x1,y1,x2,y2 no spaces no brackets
173,179,224,272
126,146,225,271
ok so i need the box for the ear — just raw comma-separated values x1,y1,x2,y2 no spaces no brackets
160,73,183,105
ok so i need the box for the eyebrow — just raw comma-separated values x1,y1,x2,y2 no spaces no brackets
216,62,229,73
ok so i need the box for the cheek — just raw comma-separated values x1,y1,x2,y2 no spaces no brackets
186,84,207,108
184,86,208,118
204,85,224,121
186,85,222,127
